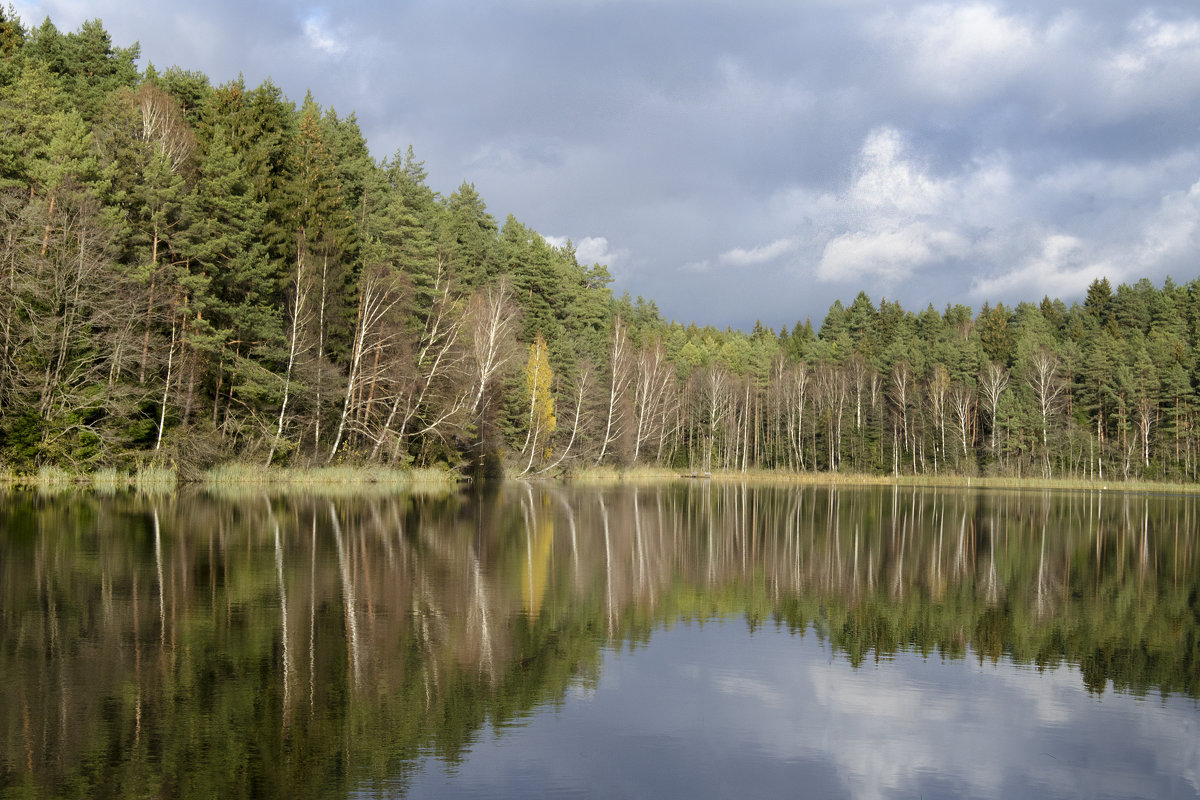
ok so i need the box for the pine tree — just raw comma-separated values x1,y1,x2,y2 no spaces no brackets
442,182,499,289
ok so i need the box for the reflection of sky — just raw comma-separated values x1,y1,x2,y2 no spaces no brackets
392,621,1200,800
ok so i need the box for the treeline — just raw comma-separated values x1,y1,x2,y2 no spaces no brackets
2,15,1199,482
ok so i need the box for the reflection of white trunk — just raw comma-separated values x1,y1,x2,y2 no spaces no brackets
153,508,165,648
309,514,316,713
472,555,494,680
269,500,291,720
705,482,716,584
554,491,581,584
600,495,615,638
329,503,361,687
1140,501,1150,579
633,489,651,603
853,526,860,590
1037,521,1047,616
987,545,999,605
523,484,536,612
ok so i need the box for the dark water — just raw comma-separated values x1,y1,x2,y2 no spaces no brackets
1,483,1198,799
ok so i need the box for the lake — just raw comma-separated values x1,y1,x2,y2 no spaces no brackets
1,483,1198,799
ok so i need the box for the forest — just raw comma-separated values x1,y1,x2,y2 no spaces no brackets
3,14,1200,482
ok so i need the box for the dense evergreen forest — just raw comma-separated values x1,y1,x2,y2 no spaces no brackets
3,15,1200,482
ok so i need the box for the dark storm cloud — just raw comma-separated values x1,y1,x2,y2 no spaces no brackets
16,0,1200,329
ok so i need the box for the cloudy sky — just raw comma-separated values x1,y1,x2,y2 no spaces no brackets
13,1,1200,329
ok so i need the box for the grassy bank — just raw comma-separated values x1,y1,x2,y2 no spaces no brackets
201,463,460,498
0,462,461,497
5,461,1196,497
0,464,179,495
560,466,1200,494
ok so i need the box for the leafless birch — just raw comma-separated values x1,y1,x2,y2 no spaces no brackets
978,361,1008,455
596,315,633,465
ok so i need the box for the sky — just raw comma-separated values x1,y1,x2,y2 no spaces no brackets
12,1,1200,331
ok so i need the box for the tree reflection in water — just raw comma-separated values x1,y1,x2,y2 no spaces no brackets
1,484,1197,798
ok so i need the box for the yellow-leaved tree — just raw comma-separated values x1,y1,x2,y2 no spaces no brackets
519,334,556,474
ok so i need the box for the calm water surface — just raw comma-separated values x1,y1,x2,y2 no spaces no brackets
1,484,1198,799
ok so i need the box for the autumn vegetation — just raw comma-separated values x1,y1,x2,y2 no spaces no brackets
2,15,1200,484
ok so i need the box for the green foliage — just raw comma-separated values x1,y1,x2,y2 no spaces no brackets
1,14,1200,485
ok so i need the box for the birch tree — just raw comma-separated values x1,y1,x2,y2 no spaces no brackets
630,339,675,464
519,333,555,475
596,315,633,465
979,361,1008,456
1027,347,1067,476
784,362,810,470
371,259,472,464
327,267,402,462
266,247,310,466
949,383,973,460
466,278,520,415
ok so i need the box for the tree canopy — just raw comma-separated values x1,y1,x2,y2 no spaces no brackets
2,16,1200,484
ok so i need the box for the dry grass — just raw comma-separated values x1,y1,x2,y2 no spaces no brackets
90,467,129,495
562,465,681,484
1,459,1194,498
28,465,79,495
133,464,177,496
559,466,1200,495
201,463,461,498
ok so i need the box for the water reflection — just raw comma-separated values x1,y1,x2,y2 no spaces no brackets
1,484,1198,799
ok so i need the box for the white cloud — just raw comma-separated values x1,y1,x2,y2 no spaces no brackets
718,237,799,267
969,170,1200,301
850,127,948,215
576,236,619,267
711,673,784,706
869,4,1200,128
1114,11,1200,73
753,120,1200,306
1137,178,1200,270
812,128,970,283
303,12,346,57
970,234,1117,300
819,224,967,282
545,235,626,270
1095,13,1200,119
874,3,1038,101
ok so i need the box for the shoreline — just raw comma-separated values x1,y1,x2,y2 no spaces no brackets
556,466,1200,495
3,462,1198,497
0,463,462,496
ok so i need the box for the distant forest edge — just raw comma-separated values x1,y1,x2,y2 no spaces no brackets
2,15,1200,483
